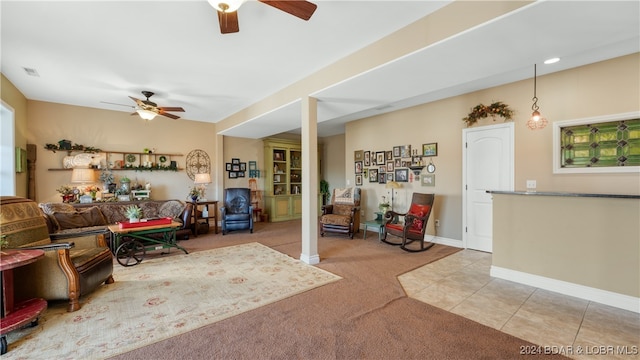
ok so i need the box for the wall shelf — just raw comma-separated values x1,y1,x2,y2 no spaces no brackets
46,148,183,171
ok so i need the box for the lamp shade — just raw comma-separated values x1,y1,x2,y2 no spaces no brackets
385,181,402,189
136,109,157,120
71,168,96,183
194,173,211,184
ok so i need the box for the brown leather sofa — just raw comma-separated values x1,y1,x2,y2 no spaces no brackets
0,196,114,312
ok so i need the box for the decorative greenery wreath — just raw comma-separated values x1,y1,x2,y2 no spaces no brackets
463,101,514,126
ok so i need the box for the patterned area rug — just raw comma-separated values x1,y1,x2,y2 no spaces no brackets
5,242,341,359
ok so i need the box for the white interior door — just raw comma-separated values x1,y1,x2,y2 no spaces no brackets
462,123,514,252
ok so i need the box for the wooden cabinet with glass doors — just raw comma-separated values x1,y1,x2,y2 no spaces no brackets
264,138,303,222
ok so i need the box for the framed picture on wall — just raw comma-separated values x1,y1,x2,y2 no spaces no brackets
422,143,438,157
240,162,247,171
385,151,392,161
400,145,411,158
386,161,394,172
363,168,369,179
369,169,378,183
229,172,237,178
232,164,240,171
376,151,385,165
355,174,363,186
422,174,436,186
354,150,364,161
395,168,409,182
386,173,394,182
226,163,232,171
378,173,386,184
355,161,363,174
249,161,257,170
364,151,371,166
238,171,245,177
232,158,240,164
393,146,401,158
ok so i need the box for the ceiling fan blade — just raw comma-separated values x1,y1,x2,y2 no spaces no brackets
259,0,317,21
101,101,134,109
129,96,146,107
158,111,180,120
157,107,185,112
217,10,239,34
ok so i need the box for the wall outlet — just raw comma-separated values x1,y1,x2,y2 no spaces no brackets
361,210,365,217
435,219,440,227
526,180,537,190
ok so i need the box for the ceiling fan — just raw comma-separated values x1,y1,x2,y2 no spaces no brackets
209,0,317,34
128,91,185,120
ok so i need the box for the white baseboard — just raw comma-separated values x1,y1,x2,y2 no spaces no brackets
491,266,640,314
300,253,320,265
429,235,464,248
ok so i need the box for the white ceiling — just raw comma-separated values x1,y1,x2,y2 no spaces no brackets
2,1,639,139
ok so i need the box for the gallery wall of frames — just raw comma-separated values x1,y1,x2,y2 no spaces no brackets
353,143,438,187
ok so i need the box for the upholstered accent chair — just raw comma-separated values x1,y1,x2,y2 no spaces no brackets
220,188,253,235
0,196,114,312
381,192,435,252
320,187,361,239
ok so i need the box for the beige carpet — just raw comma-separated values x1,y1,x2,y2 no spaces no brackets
4,242,341,359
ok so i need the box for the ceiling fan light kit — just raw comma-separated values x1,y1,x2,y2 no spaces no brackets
129,91,185,121
211,0,317,34
208,0,246,13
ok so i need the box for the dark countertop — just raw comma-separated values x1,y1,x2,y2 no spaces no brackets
486,190,640,200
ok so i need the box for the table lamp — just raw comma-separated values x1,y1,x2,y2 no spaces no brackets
385,181,402,210
71,167,96,202
194,173,212,201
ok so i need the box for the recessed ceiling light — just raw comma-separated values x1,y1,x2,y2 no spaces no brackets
544,57,560,64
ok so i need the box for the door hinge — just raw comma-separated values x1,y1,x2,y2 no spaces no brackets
465,226,468,233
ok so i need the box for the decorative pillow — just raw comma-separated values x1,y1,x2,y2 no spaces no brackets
408,204,431,231
38,202,75,215
139,202,162,219
51,206,107,231
334,188,354,204
159,200,186,219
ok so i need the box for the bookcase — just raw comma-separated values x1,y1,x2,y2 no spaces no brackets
263,138,303,222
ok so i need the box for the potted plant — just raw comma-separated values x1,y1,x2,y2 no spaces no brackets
99,168,114,192
124,205,143,223
188,186,200,202
378,196,390,214
320,180,330,205
56,185,76,203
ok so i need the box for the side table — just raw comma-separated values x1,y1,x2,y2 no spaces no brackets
191,200,219,237
363,218,385,242
1,249,48,354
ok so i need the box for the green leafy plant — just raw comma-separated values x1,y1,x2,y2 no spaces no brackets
124,205,142,220
463,101,514,126
320,180,330,204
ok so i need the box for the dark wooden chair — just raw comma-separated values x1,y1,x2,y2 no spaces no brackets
320,187,361,239
381,192,435,252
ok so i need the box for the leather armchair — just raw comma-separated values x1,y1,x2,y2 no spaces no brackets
220,188,253,235
0,196,114,312
320,187,361,239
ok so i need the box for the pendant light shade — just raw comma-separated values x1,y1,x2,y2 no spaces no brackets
526,64,548,130
136,109,157,121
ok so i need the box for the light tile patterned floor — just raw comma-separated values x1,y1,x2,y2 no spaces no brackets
399,250,640,359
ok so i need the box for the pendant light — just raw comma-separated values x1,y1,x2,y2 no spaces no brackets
526,64,548,130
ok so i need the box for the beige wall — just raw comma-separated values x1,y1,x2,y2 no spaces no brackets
25,101,217,203
492,193,639,298
1,74,29,197
346,54,640,241
321,134,346,192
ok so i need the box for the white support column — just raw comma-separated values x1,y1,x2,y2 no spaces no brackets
300,96,319,264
